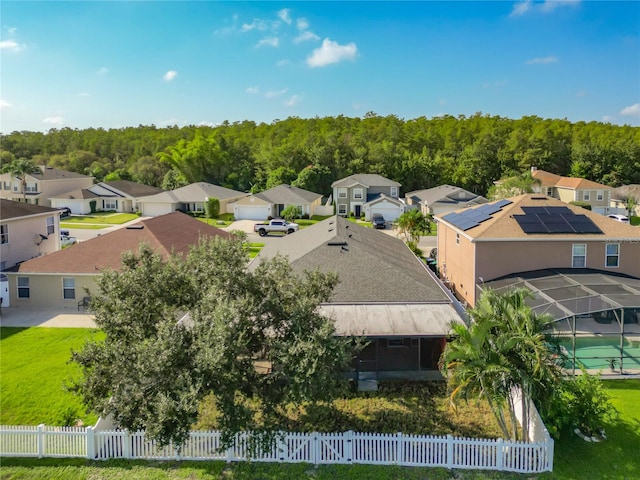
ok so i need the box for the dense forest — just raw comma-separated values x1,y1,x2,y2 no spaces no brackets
1,113,639,197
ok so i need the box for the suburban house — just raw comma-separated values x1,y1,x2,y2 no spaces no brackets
405,185,488,216
49,180,164,214
249,216,466,384
528,167,613,214
435,194,640,373
136,182,248,217
331,174,404,221
0,200,63,307
4,212,230,309
610,184,640,217
0,166,94,207
232,184,325,220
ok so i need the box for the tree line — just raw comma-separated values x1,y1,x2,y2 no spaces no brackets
1,114,638,196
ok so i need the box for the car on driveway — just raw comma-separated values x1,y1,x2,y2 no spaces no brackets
372,214,386,229
607,214,629,223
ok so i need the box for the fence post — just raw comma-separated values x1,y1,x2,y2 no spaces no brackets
225,433,234,463
547,436,554,472
86,426,95,459
345,430,353,463
122,431,130,459
446,434,453,469
396,432,404,465
496,438,504,470
313,433,319,465
37,424,45,459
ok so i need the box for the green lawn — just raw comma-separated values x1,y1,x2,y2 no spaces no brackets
0,327,104,426
62,213,140,225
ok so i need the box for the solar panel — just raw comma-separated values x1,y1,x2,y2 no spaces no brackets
547,206,572,215
494,199,513,208
522,206,548,215
514,216,548,233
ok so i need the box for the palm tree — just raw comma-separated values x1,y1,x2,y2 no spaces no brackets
441,287,561,441
1,157,40,203
624,195,637,218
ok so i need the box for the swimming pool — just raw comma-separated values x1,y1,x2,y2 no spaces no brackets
560,336,640,371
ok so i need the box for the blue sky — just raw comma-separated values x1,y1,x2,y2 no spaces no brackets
1,1,638,133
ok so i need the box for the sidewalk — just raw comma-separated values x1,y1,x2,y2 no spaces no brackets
0,306,96,328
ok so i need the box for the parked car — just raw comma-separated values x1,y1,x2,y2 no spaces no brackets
372,214,386,229
253,219,299,236
58,207,72,218
60,234,77,247
607,214,629,223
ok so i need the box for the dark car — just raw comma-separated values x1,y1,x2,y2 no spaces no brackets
58,207,72,218
372,214,386,229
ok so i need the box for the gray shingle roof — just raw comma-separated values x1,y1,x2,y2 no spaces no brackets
331,174,401,188
406,185,487,206
102,180,164,198
250,216,449,303
138,182,246,203
28,167,92,181
0,199,59,220
254,184,322,204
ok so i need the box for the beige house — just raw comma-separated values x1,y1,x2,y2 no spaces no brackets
0,166,94,207
435,194,640,308
233,184,324,220
5,212,230,309
405,185,488,216
529,167,612,213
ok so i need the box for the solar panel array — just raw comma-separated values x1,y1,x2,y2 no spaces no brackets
442,199,512,231
513,206,603,234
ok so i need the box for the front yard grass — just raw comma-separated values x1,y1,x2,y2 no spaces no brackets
62,213,140,225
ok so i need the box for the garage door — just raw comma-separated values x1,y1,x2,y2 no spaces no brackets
370,205,402,221
234,205,271,220
141,203,174,217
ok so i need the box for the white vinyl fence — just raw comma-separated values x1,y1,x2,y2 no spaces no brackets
0,425,553,473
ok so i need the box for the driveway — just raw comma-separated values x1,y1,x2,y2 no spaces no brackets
0,306,96,328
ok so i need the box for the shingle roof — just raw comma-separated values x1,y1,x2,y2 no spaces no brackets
102,180,164,198
49,189,101,200
0,199,60,220
13,212,231,274
406,185,487,206
250,216,449,303
28,166,92,181
437,194,639,240
331,174,401,188
532,169,611,190
612,184,640,201
138,182,246,203
254,184,322,204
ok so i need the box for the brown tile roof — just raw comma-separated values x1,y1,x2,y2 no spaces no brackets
532,169,611,190
0,199,60,220
14,212,231,274
438,194,640,241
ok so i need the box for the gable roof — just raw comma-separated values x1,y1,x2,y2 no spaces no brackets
49,188,101,200
0,199,60,220
612,184,640,201
250,216,448,303
138,182,246,204
27,166,92,181
437,194,638,241
363,193,404,207
101,180,164,198
332,174,401,189
531,169,611,190
406,185,487,206
12,212,231,274
254,184,322,204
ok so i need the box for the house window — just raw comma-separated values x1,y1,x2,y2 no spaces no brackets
605,243,619,268
0,225,8,244
62,277,76,300
597,190,604,201
337,203,347,215
387,338,407,348
572,244,586,268
2,182,9,190
103,199,118,210
583,191,590,201
456,233,460,245
25,182,37,193
17,277,30,298
337,188,347,199
12,182,19,192
353,188,364,200
390,186,398,198
46,216,55,235
546,188,553,196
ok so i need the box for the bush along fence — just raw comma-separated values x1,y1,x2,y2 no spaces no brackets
0,425,553,473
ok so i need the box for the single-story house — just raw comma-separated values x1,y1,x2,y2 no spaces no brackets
233,184,323,220
4,212,231,309
249,215,466,383
137,183,248,217
405,185,488,216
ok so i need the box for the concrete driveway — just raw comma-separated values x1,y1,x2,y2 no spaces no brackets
0,306,96,328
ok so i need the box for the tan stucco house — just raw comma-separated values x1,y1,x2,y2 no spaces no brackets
5,212,230,309
0,166,94,207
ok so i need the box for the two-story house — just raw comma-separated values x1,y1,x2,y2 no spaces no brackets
0,166,94,207
331,174,403,221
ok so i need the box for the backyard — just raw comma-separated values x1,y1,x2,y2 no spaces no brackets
0,326,638,479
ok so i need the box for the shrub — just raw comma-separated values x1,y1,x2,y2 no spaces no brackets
570,201,592,211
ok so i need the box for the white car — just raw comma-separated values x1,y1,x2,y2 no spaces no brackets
61,234,77,247
607,214,629,223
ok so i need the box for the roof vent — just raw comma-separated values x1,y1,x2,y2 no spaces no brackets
531,196,548,200
126,225,144,230
328,240,347,246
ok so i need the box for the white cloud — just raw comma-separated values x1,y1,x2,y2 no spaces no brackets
620,103,640,117
164,70,178,81
97,67,108,75
278,9,292,25
540,0,581,13
439,99,447,106
602,115,614,123
284,95,300,107
276,59,290,67
43,116,64,125
511,0,580,17
0,39,24,51
7,27,18,35
256,36,279,48
265,88,288,99
297,18,309,31
246,86,259,94
0,99,12,109
79,92,91,97
510,0,532,17
242,19,271,32
306,38,358,68
198,121,217,127
526,56,558,65
295,30,319,44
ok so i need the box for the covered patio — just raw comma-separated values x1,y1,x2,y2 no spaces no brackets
480,269,640,375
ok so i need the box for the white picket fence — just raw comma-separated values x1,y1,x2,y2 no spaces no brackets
0,425,553,473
